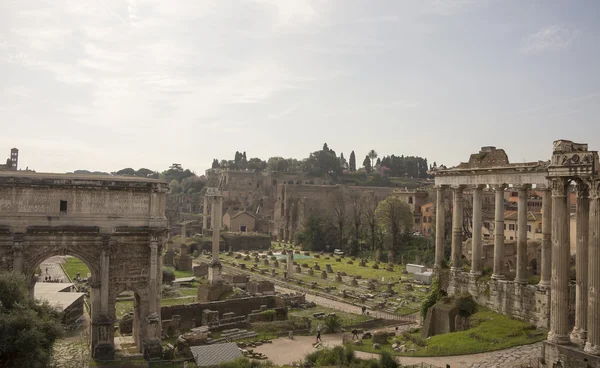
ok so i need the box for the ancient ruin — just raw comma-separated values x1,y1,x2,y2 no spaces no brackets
0,171,168,360
432,140,600,366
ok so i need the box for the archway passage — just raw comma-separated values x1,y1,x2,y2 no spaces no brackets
34,255,90,331
0,171,169,361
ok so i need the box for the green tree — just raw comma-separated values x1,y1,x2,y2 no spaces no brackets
349,150,356,172
169,179,180,193
295,215,336,251
339,152,347,170
116,167,136,176
0,272,63,368
376,196,414,262
362,155,372,173
247,158,267,172
368,149,378,169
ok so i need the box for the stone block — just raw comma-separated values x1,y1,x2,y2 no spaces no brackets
321,271,328,279
193,264,209,277
326,264,333,273
197,282,233,303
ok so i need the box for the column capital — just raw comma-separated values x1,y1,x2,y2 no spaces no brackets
436,185,449,190
550,177,569,197
451,184,467,192
574,179,590,198
472,184,486,191
590,179,600,198
492,184,508,191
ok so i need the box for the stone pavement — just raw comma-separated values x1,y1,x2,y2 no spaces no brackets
49,338,90,368
39,256,69,283
255,333,542,368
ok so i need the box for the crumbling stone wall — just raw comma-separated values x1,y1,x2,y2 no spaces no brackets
161,295,279,327
447,272,573,328
221,233,270,251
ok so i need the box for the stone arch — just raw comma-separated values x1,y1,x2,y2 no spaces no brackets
26,248,100,288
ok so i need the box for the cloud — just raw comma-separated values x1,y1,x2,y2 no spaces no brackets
523,25,580,53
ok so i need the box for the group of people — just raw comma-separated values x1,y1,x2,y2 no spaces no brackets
41,275,63,283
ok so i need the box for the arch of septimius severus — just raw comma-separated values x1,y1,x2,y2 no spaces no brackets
0,171,168,361
432,140,600,367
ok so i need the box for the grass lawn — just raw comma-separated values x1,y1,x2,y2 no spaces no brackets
219,251,427,314
355,308,546,357
62,256,91,281
289,306,372,327
115,295,197,319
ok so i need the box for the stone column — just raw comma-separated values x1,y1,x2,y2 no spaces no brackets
471,185,484,275
209,196,223,284
585,181,600,355
492,185,507,279
548,178,571,345
539,187,552,288
181,223,187,244
203,196,208,230
572,182,589,345
515,185,530,284
148,237,159,315
12,233,24,274
435,186,447,269
100,236,111,316
451,185,465,272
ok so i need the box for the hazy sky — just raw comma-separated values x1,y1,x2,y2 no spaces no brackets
2,0,599,174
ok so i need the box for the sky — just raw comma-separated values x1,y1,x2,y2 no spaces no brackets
2,0,600,174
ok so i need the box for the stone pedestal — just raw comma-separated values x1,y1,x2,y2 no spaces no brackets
93,319,115,361
208,261,222,284
176,255,192,271
164,248,175,267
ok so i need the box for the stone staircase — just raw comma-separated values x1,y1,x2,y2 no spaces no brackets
207,328,258,344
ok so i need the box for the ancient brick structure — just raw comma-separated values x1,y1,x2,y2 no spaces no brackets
0,171,168,360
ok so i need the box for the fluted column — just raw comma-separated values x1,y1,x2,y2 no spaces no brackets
492,184,507,279
435,185,447,269
585,181,600,355
516,185,530,284
12,233,24,274
148,237,159,315
571,182,589,345
202,196,208,230
471,185,484,275
100,236,111,316
548,178,571,345
539,187,552,288
451,185,465,272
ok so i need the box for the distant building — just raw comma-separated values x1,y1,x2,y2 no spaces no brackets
420,202,434,237
0,148,18,171
503,210,543,242
223,210,256,232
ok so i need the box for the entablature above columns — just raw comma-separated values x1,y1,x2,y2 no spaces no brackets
435,171,548,187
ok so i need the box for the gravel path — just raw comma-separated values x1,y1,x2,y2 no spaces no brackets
39,256,69,283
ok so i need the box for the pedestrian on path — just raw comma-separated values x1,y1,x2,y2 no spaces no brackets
316,325,322,344
362,305,367,315
352,328,359,340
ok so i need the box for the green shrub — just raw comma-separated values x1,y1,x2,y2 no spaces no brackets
420,277,441,319
219,358,276,368
192,250,199,257
379,351,399,368
259,309,276,322
162,268,175,284
324,314,342,333
456,293,476,317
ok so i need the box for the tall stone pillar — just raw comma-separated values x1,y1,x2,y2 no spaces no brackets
492,185,507,279
539,187,552,288
515,185,530,284
148,237,159,315
12,233,24,273
548,178,571,345
435,186,447,269
181,223,187,244
94,235,114,360
144,235,162,360
451,185,465,272
471,185,484,275
209,196,223,284
100,237,111,316
572,182,589,345
585,181,600,355
203,196,208,231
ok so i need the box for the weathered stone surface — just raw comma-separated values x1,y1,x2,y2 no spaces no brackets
197,282,233,302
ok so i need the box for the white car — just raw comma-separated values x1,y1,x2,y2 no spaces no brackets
333,249,344,255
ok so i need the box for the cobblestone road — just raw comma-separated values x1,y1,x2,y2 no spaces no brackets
467,342,542,368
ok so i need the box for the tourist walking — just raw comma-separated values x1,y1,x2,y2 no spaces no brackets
362,305,367,315
316,325,322,343
352,328,359,340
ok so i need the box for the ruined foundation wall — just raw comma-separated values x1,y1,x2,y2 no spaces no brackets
160,295,279,325
448,272,552,328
